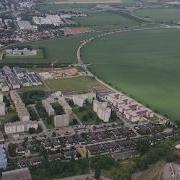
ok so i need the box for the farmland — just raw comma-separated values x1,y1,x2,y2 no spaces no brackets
135,8,180,23
1,11,142,66
74,11,141,30
2,34,90,66
81,28,180,122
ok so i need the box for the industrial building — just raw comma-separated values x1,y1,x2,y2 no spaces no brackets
93,100,111,122
10,90,30,121
0,144,7,170
6,48,37,56
72,92,96,107
33,15,64,26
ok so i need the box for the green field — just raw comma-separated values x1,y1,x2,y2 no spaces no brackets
74,11,141,30
2,11,142,66
38,3,96,11
2,34,90,66
45,76,101,93
135,8,180,22
82,28,180,122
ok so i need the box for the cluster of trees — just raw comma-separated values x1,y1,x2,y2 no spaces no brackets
20,90,46,105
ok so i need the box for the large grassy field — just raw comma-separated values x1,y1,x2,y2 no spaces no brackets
135,8,180,22
45,76,101,93
82,28,180,122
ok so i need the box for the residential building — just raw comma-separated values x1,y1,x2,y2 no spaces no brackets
54,114,70,127
4,121,38,134
2,168,32,180
93,100,111,122
0,102,5,116
0,144,7,170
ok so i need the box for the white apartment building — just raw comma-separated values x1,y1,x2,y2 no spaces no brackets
93,100,111,123
4,121,38,134
10,91,30,121
72,92,96,107
42,100,55,117
54,114,70,128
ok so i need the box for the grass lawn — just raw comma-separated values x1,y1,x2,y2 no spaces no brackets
45,76,101,93
74,11,141,30
135,8,180,22
82,28,180,122
73,104,101,125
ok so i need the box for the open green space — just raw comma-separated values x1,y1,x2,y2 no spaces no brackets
74,11,141,30
135,8,180,22
45,76,101,93
82,28,180,122
73,103,101,125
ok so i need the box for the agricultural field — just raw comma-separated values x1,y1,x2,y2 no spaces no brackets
45,76,101,93
38,3,96,11
73,11,141,30
2,34,91,66
135,8,180,22
82,28,180,122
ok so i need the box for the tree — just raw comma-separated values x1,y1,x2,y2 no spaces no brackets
8,143,17,157
94,167,101,180
29,127,36,134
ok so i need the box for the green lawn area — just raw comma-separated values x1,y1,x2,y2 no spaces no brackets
74,11,141,30
45,76,101,93
73,104,101,125
135,8,180,22
82,28,180,122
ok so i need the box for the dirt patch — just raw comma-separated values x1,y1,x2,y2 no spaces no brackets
63,27,94,36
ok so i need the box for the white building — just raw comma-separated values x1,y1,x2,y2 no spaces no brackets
33,15,64,26
17,20,37,31
10,91,30,121
54,114,70,128
4,121,38,134
72,92,96,107
42,100,55,117
0,93,3,102
93,100,111,123
0,102,5,116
